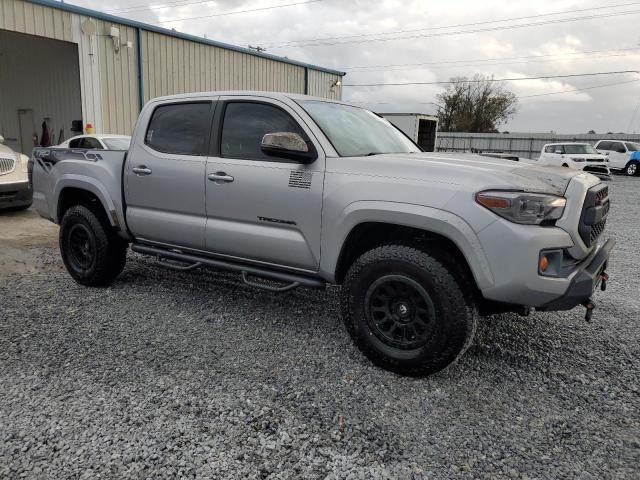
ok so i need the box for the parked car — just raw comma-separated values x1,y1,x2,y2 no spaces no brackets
0,135,32,210
58,134,131,150
539,143,610,178
594,139,640,176
31,91,614,376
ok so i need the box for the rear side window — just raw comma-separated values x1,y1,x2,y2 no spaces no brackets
84,137,102,149
544,145,555,153
69,137,102,149
145,102,211,155
220,102,305,160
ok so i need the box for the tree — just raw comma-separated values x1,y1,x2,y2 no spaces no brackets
436,74,518,133
587,130,596,134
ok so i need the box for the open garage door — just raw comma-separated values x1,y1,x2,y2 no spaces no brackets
0,30,82,155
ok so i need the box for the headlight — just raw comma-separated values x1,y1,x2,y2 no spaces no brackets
476,191,566,225
19,154,29,173
570,157,586,162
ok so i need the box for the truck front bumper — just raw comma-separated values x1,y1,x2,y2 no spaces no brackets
0,180,32,209
538,238,615,311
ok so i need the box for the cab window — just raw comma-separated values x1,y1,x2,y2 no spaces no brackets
220,102,306,161
145,102,211,156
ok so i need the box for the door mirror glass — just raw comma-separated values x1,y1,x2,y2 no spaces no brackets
261,132,316,163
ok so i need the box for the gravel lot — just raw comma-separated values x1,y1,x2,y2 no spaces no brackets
1,177,638,479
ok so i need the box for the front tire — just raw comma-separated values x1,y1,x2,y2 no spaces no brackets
59,205,127,286
625,161,639,176
341,245,477,376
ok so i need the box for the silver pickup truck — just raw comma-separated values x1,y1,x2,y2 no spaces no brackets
32,91,614,376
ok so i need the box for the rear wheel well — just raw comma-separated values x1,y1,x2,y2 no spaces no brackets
335,222,478,291
58,188,110,226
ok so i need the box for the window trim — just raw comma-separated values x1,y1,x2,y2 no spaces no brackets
215,99,316,163
144,100,215,157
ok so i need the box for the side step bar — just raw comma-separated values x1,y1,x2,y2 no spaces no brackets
131,243,326,290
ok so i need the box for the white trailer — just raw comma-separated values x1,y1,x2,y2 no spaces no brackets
380,113,439,152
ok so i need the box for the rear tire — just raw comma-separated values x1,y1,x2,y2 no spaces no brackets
59,205,127,286
625,161,639,176
341,245,477,377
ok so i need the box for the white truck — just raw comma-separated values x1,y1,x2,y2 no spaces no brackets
31,91,614,376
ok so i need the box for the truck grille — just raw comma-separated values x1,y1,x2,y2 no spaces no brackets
578,184,610,248
0,156,16,175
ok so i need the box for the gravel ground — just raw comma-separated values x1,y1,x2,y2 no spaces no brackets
1,176,639,479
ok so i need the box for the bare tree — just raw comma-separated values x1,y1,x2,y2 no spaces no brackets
436,75,518,133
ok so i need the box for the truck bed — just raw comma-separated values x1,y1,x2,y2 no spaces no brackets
31,147,128,230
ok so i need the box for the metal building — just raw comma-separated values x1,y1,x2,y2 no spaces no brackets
0,0,345,154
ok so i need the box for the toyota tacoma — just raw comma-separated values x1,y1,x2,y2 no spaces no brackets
31,92,614,376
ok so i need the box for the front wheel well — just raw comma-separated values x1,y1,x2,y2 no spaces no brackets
57,187,110,226
334,222,479,293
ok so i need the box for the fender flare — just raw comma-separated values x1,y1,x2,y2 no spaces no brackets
320,200,495,290
53,175,118,226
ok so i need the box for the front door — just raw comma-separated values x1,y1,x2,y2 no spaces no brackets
204,97,324,272
125,100,214,250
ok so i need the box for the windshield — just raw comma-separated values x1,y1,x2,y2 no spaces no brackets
625,142,639,152
562,144,598,154
102,137,131,150
299,101,420,157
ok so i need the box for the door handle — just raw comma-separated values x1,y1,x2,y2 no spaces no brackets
132,166,152,176
208,172,234,183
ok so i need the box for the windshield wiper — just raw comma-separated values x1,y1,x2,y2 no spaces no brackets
366,152,383,156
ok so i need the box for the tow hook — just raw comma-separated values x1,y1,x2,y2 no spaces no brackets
582,299,596,322
600,272,609,292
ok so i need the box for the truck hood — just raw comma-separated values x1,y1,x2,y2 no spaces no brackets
330,152,583,196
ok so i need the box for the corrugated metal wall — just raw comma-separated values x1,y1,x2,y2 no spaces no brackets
0,0,72,41
2,0,344,137
307,70,342,100
0,29,82,154
437,132,640,159
94,20,139,134
141,31,307,101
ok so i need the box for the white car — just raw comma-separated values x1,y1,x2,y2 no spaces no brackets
539,143,610,178
0,135,32,210
593,139,640,176
58,134,131,150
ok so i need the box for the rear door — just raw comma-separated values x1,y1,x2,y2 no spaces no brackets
125,100,214,250
204,96,324,271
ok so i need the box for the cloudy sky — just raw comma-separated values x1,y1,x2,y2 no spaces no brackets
74,0,640,133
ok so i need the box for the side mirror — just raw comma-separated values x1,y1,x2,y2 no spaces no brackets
617,148,626,154
604,151,610,155
261,132,317,163
0,135,4,144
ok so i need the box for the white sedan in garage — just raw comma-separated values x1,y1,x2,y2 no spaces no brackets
58,134,131,150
